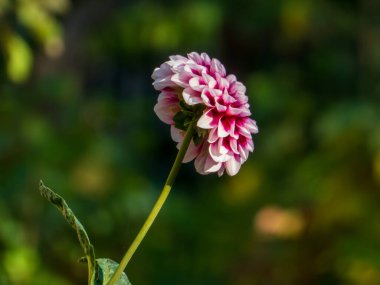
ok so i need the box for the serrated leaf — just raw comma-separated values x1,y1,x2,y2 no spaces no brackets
92,258,132,285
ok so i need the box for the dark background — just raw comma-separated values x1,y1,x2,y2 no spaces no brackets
1,0,380,284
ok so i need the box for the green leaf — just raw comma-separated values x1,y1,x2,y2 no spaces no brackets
39,180,96,282
93,258,132,285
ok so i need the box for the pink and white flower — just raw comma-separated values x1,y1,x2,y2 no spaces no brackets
152,52,258,176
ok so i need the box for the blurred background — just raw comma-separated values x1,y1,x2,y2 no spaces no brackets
1,0,380,284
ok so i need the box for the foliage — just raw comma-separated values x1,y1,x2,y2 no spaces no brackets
39,181,130,285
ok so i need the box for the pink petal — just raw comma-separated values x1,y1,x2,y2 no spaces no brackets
169,55,188,62
238,144,248,161
201,53,211,65
215,74,229,90
222,90,236,104
209,141,230,163
247,138,254,152
230,138,239,154
170,126,183,142
189,77,204,92
185,63,207,75
201,89,214,107
198,110,218,129
194,144,209,175
202,73,217,89
217,138,230,155
182,140,202,163
210,58,226,77
226,74,237,84
183,87,202,105
228,119,236,137
151,63,172,80
208,128,219,143
208,88,223,97
215,100,227,112
226,106,243,116
187,52,202,64
237,123,252,137
154,92,180,124
225,156,241,176
235,81,246,93
217,165,225,177
204,156,222,173
218,117,231,138
153,76,176,90
246,118,259,134
171,73,191,88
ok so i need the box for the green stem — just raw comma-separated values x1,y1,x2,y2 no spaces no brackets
107,122,196,285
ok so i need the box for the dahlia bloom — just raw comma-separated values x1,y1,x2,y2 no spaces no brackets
152,52,258,176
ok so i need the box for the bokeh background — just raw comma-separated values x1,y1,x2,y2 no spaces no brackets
1,0,380,284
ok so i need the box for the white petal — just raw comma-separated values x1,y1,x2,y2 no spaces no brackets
246,118,259,134
153,76,176,90
201,53,211,65
197,110,215,129
237,124,251,137
208,128,219,143
230,138,239,154
202,73,217,89
187,52,202,64
194,150,208,175
210,58,226,76
204,156,222,173
209,142,229,163
151,63,172,80
238,144,248,161
217,165,225,177
183,140,202,163
225,156,241,176
218,118,229,138
154,94,179,125
183,88,202,105
170,126,183,143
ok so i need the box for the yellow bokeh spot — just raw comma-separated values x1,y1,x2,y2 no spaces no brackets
5,34,33,83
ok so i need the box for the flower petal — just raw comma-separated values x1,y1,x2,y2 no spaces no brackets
189,77,204,92
210,58,226,77
183,140,202,163
208,127,219,143
204,156,222,173
154,92,180,124
209,141,230,163
170,126,183,142
225,156,241,176
198,110,218,129
218,117,231,138
183,87,202,105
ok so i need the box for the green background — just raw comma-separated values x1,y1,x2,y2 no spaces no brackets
1,0,380,284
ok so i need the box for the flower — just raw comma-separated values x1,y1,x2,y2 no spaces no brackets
152,52,258,176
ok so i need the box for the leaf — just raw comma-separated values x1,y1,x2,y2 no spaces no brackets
39,180,96,281
93,258,132,285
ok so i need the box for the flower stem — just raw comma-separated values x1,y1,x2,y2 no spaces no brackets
107,122,196,285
